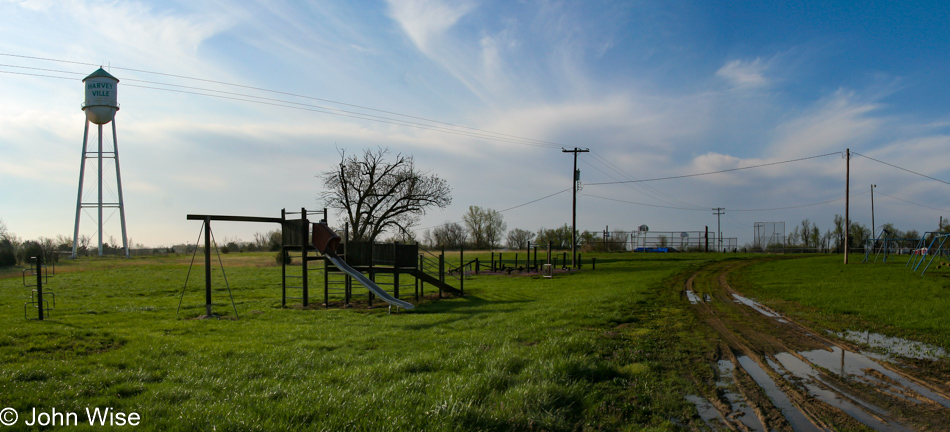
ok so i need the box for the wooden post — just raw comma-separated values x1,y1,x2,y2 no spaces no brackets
418,254,424,299
301,208,309,307
368,246,375,307
460,244,464,296
844,148,850,264
281,209,287,308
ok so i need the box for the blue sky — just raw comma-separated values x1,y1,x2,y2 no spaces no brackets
2,0,949,248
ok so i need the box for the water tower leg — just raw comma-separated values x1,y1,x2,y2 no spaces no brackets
97,123,104,256
112,120,129,258
72,121,90,259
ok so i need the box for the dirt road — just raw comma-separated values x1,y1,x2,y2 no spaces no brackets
683,259,950,431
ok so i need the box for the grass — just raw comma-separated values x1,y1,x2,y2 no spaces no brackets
0,251,726,431
730,253,950,350
7,251,944,430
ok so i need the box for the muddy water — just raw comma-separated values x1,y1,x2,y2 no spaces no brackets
685,289,701,304
732,293,788,323
735,355,817,431
716,359,766,431
770,353,913,432
684,260,950,431
836,330,947,361
684,394,723,427
799,346,950,409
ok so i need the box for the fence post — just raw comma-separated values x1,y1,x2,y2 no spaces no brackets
35,255,45,320
460,244,464,296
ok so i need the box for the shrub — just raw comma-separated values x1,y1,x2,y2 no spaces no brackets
275,250,292,265
0,239,16,267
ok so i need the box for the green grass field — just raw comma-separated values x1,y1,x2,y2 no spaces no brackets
0,252,725,431
730,253,950,350
1,252,947,431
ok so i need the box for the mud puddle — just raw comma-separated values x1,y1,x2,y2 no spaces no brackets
770,353,912,431
732,293,788,323
682,260,950,431
835,330,947,361
686,289,702,304
716,359,766,431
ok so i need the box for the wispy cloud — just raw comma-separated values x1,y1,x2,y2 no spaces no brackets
386,0,476,55
716,58,768,89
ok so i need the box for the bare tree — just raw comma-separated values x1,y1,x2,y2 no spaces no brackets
430,222,466,249
321,148,451,242
253,232,269,251
799,219,812,248
506,228,535,250
463,206,486,247
0,219,7,240
463,206,505,249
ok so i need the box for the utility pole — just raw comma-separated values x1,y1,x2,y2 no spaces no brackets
871,184,876,240
563,147,589,268
712,208,725,252
844,148,850,264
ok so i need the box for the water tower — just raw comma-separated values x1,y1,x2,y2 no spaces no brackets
71,67,129,258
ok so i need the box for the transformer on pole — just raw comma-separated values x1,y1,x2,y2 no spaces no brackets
72,67,129,258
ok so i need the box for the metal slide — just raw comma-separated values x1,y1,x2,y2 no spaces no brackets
324,252,415,310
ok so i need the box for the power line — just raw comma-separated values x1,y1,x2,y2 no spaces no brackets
499,188,570,213
411,188,570,233
583,190,871,212
585,152,843,185
0,67,559,148
581,194,708,210
0,53,565,149
876,191,950,213
852,152,950,186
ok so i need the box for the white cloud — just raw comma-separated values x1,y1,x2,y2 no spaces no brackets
769,90,882,157
386,0,475,55
716,58,768,89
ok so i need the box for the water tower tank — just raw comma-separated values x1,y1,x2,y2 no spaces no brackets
82,68,119,125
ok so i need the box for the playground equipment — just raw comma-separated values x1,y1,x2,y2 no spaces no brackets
180,209,462,317
861,229,920,264
906,232,950,275
23,255,55,320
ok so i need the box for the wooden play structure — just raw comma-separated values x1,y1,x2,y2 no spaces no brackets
181,208,462,317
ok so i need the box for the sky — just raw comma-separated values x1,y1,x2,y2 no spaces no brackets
2,0,950,249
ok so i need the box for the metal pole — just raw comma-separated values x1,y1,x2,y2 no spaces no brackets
112,120,129,258
36,255,44,320
281,208,286,307
98,123,104,256
204,217,212,316
871,184,876,240
845,148,850,264
72,121,90,258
